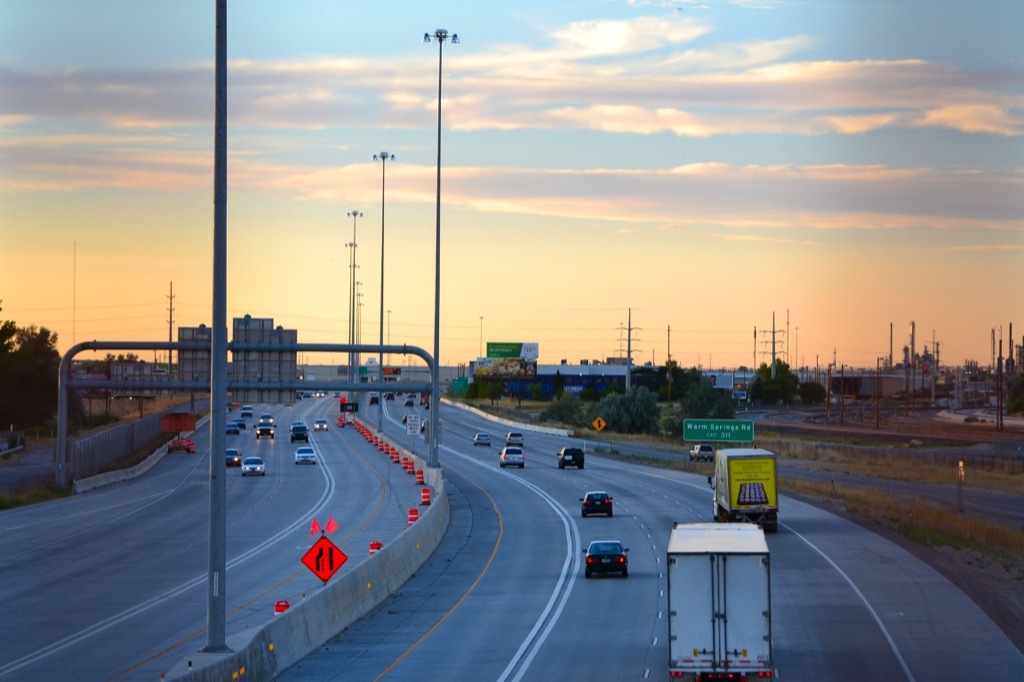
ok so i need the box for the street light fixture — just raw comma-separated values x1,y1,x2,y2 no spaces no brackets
346,210,362,389
374,152,392,434
423,28,458,468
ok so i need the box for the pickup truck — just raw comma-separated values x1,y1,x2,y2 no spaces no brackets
689,443,714,462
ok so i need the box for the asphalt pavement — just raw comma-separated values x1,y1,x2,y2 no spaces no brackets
0,440,57,493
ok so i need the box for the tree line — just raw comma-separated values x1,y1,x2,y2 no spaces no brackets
0,302,60,431
463,359,828,436
0,303,149,432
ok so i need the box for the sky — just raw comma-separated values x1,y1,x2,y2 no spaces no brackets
1,0,1021,372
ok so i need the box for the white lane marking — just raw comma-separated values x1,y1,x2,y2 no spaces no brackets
626,458,917,675
0,434,341,678
438,444,580,682
783,523,916,682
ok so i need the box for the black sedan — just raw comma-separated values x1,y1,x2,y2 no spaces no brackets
583,540,629,578
225,448,242,467
580,491,613,517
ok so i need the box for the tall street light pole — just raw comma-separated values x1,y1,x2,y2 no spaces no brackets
206,0,229,652
374,152,392,434
423,28,458,468
346,210,362,391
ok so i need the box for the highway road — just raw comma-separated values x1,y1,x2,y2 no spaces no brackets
3,395,1021,681
0,397,424,681
283,400,1024,681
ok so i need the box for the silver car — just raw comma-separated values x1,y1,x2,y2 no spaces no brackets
294,446,317,465
499,446,525,469
241,457,266,476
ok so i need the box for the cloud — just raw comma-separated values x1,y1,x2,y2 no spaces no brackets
547,105,717,136
0,114,30,129
917,104,1020,136
549,17,709,59
720,233,819,245
822,113,898,134
2,12,1021,239
896,243,1024,254
2,20,1017,142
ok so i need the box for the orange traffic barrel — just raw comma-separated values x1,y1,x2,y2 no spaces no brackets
415,469,424,484
274,600,290,614
420,487,431,505
407,508,420,526
369,540,383,556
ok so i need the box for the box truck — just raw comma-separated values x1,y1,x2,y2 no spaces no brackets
710,448,778,532
667,522,773,680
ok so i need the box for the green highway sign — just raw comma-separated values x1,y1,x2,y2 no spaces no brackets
683,419,755,442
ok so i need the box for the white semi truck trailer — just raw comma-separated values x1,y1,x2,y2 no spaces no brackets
667,522,774,680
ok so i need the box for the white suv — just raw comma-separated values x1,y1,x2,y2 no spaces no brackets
505,432,524,447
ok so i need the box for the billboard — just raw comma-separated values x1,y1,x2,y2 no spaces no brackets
706,372,734,390
475,357,537,379
486,342,539,360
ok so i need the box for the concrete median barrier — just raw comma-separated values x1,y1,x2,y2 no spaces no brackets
165,450,449,681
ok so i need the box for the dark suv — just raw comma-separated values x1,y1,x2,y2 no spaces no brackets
289,423,309,443
256,418,275,439
580,491,613,517
558,447,585,469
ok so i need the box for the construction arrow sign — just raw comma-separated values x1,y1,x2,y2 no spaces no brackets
301,536,348,583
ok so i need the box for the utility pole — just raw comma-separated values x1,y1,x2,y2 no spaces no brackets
904,354,910,417
794,326,799,381
786,309,790,366
840,364,845,426
875,356,881,429
166,281,175,377
626,308,634,392
666,324,672,401
826,364,832,421
997,339,1004,431
756,313,785,377
772,312,777,378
